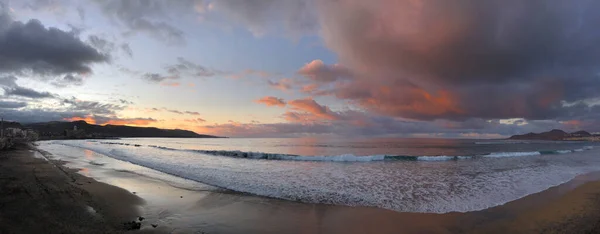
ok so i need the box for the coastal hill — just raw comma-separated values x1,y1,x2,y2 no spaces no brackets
509,129,592,141
22,120,221,139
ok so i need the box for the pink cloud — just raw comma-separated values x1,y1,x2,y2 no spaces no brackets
267,78,294,91
285,98,340,122
297,60,351,83
255,96,287,107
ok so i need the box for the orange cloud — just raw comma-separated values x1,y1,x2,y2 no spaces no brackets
282,98,341,124
255,96,287,107
104,118,157,126
298,60,351,83
64,116,97,124
301,83,319,93
184,118,207,123
288,98,339,121
161,82,181,87
363,88,464,118
63,116,157,126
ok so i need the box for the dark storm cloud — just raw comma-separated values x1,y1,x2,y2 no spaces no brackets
51,74,84,87
166,57,218,77
300,0,600,122
0,75,54,98
0,5,108,76
88,34,115,53
119,99,133,105
160,108,201,116
210,0,318,36
0,94,131,123
0,75,17,87
142,73,174,83
76,6,85,21
62,97,124,115
140,57,220,83
0,101,26,109
120,43,133,57
93,0,191,45
88,35,134,59
201,111,597,138
3,86,54,99
0,108,86,123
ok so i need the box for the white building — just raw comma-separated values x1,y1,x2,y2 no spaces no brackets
5,128,24,137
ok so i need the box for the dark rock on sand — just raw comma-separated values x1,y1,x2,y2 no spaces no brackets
138,216,145,221
151,224,158,228
122,221,141,230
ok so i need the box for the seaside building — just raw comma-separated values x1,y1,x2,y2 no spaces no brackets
64,125,86,138
5,128,24,137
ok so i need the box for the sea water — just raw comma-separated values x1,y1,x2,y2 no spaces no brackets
38,138,600,213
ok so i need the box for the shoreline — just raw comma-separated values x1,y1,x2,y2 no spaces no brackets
0,144,152,233
3,144,600,233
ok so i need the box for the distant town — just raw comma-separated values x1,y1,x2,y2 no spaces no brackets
0,120,222,150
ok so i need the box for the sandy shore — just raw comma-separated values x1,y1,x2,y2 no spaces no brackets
3,144,600,234
0,144,153,233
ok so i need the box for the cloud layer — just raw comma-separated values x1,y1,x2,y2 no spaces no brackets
0,4,107,77
311,0,600,122
3,0,600,137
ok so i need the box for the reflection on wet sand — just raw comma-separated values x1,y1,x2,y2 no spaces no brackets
84,149,95,160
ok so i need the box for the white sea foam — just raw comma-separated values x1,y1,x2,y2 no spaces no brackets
41,140,600,214
475,141,531,145
141,142,592,161
33,151,48,161
278,154,387,162
416,156,472,161
484,151,542,158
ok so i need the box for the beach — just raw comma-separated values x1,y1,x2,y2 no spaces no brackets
0,144,154,233
0,141,599,233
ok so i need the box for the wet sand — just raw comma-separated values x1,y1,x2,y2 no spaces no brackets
3,144,600,234
0,144,150,233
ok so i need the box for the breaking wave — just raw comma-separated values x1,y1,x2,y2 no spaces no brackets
92,142,598,162
42,140,600,214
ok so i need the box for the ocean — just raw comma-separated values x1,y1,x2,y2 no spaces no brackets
38,138,600,214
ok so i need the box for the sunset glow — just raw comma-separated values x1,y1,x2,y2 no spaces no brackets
1,0,599,138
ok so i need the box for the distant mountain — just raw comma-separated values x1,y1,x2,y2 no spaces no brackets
509,129,591,141
0,121,23,129
571,131,592,137
23,121,222,139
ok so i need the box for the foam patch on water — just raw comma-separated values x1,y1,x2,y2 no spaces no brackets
416,156,472,161
42,140,600,214
484,151,542,158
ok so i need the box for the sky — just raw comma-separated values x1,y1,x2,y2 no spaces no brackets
1,0,600,138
